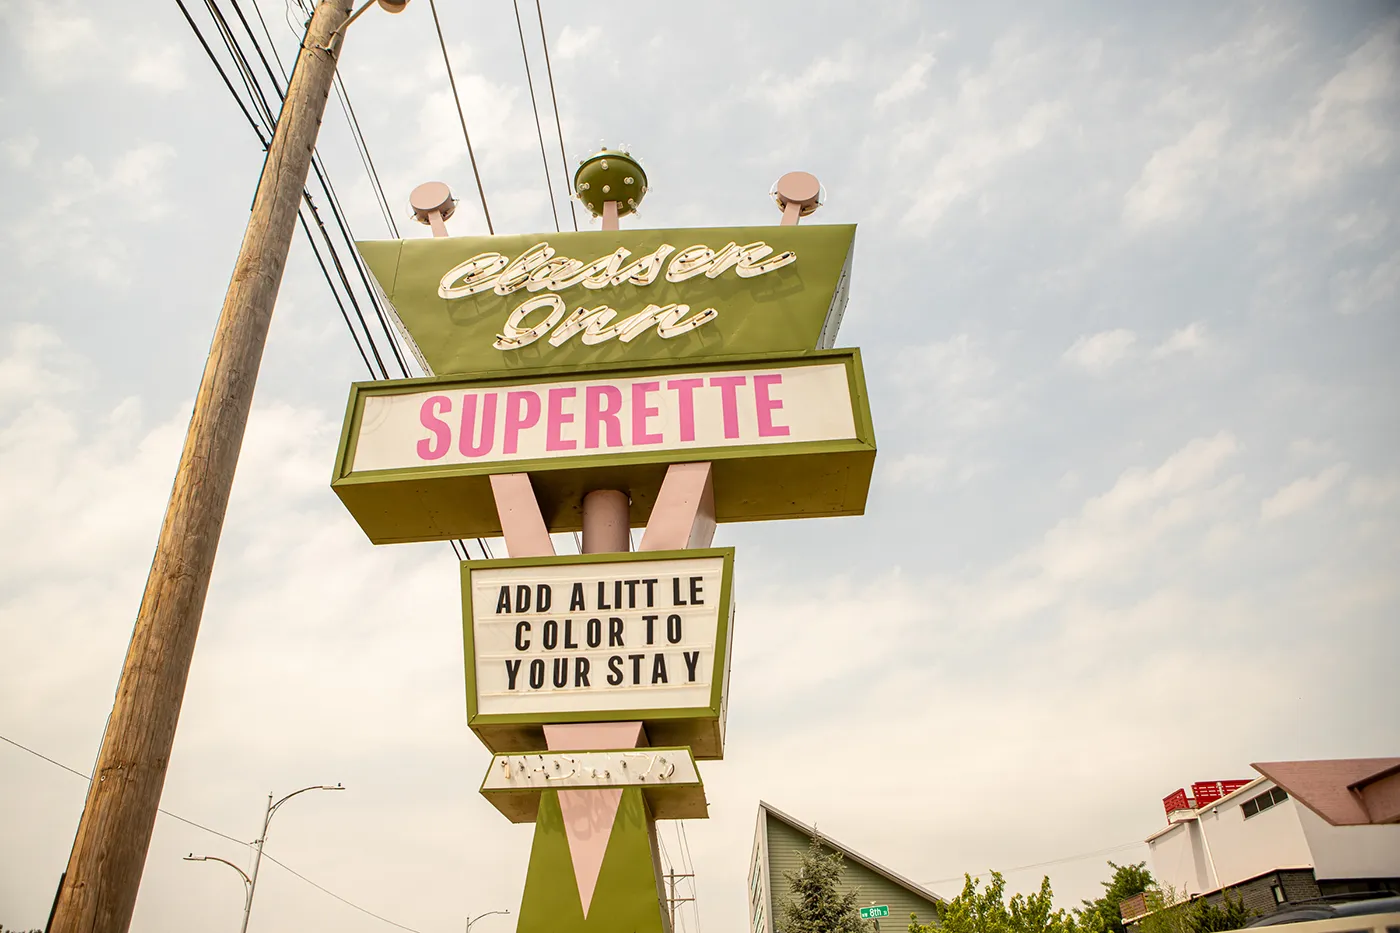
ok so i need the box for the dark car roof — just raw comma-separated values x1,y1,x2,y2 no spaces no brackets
1245,896,1400,927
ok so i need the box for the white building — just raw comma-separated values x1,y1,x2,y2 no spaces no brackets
1128,761,1400,924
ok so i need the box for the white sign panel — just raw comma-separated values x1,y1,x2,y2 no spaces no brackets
482,750,701,790
468,554,729,718
350,362,855,473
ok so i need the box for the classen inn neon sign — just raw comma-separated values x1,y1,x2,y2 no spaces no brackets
435,239,798,350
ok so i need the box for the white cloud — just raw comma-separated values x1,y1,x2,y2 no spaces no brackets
1261,463,1350,520
1349,472,1400,508
127,44,186,89
9,3,99,79
1284,23,1399,191
1124,117,1228,228
556,24,601,60
1330,249,1400,316
4,142,176,286
884,452,949,486
882,30,1082,229
895,334,1005,430
0,323,76,404
755,45,859,111
874,53,935,109
1062,329,1137,374
1150,322,1210,359
2,134,39,168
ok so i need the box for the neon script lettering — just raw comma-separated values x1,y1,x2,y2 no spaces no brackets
435,239,798,352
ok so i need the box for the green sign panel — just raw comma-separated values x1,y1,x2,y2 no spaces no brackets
861,905,890,919
356,223,856,377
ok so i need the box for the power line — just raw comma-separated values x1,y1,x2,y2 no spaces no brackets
2,731,423,929
426,0,494,234
510,0,560,232
677,821,703,932
219,0,411,376
533,0,578,231
178,0,395,378
181,0,486,561
261,852,426,932
919,841,1148,888
247,0,401,240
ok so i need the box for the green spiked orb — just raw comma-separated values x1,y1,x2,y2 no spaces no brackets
573,148,647,218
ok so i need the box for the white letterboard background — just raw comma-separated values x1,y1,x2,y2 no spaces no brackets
469,555,726,717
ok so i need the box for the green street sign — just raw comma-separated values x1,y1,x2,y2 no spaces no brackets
860,906,890,919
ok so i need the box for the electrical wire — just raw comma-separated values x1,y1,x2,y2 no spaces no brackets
261,852,427,932
219,0,411,376
426,0,494,234
1,732,423,929
510,0,560,232
919,841,1148,887
533,0,578,231
181,0,395,378
179,0,499,565
678,821,703,932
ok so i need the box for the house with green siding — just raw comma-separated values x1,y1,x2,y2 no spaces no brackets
748,801,945,933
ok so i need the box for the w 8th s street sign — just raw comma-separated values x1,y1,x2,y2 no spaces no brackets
860,905,890,919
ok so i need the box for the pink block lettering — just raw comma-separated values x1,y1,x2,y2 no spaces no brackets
667,378,704,442
632,381,663,445
753,374,790,437
417,395,452,460
708,375,747,439
503,390,542,455
546,387,577,451
459,392,497,457
585,385,623,449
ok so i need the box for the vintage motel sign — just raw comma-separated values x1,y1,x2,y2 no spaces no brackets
336,155,875,933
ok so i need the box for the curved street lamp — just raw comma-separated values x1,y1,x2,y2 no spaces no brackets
183,854,252,917
467,908,511,931
185,783,344,932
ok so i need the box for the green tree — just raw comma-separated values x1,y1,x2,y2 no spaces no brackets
777,839,872,933
1077,861,1156,933
1137,884,1251,933
909,872,1084,933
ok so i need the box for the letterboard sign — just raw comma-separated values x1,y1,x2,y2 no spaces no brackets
461,548,736,759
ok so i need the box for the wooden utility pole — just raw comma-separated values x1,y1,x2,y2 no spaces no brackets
665,868,695,932
49,2,353,930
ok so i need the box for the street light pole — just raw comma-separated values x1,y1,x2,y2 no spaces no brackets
466,908,511,931
244,784,344,933
183,855,253,918
47,2,405,930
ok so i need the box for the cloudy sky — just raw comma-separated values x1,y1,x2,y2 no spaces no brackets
2,0,1398,930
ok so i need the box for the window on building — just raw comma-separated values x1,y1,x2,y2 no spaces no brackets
1241,787,1289,818
1271,884,1286,904
753,905,765,933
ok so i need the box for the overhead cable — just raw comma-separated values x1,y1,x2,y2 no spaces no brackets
919,840,1148,887
179,0,491,558
534,0,578,230
511,0,560,232
426,0,494,234
1,732,422,929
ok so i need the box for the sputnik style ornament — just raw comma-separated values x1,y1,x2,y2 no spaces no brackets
575,147,648,226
